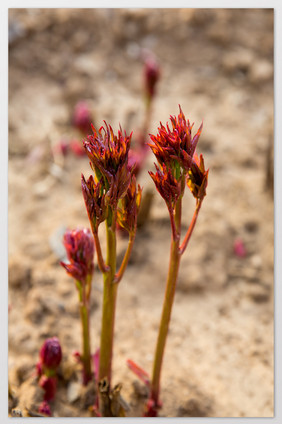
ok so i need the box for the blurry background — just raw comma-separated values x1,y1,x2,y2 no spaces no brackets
8,9,273,417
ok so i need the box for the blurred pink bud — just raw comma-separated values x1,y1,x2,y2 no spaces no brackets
128,149,146,177
53,139,69,156
233,238,247,258
144,56,160,99
36,362,43,377
38,400,52,416
72,350,81,362
69,139,86,156
72,101,93,134
39,337,62,370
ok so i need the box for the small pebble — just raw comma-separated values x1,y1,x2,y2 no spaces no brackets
67,381,81,403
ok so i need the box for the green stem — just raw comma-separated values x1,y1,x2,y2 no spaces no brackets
77,280,92,386
99,218,117,410
150,197,182,410
142,96,152,144
93,231,109,273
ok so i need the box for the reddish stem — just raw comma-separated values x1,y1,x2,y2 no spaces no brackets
179,199,202,255
114,233,135,284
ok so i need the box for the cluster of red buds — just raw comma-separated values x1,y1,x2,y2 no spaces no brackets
82,122,142,233
36,337,62,416
149,106,208,209
61,228,94,285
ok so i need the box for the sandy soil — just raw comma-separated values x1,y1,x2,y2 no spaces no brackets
8,8,274,417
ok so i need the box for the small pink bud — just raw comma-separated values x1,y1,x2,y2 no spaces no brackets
39,337,62,370
72,350,81,362
128,148,147,177
72,101,93,134
144,56,160,99
233,238,247,258
53,139,69,156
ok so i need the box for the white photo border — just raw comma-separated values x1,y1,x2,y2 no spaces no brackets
2,1,280,423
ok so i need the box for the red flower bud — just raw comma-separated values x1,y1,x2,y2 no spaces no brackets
84,122,131,181
149,163,181,210
61,228,94,283
148,105,203,175
81,175,107,232
83,122,133,208
39,337,62,371
117,176,142,234
187,152,209,200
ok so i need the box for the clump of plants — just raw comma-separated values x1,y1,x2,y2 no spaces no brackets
22,56,208,418
81,121,142,416
56,104,208,417
146,106,208,416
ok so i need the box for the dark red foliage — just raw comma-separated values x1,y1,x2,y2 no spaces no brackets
39,375,57,401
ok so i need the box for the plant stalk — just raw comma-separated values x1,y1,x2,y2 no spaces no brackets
98,219,117,415
114,233,135,284
77,279,92,385
179,199,202,255
149,196,182,411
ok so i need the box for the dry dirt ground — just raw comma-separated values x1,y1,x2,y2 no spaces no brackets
8,8,274,418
